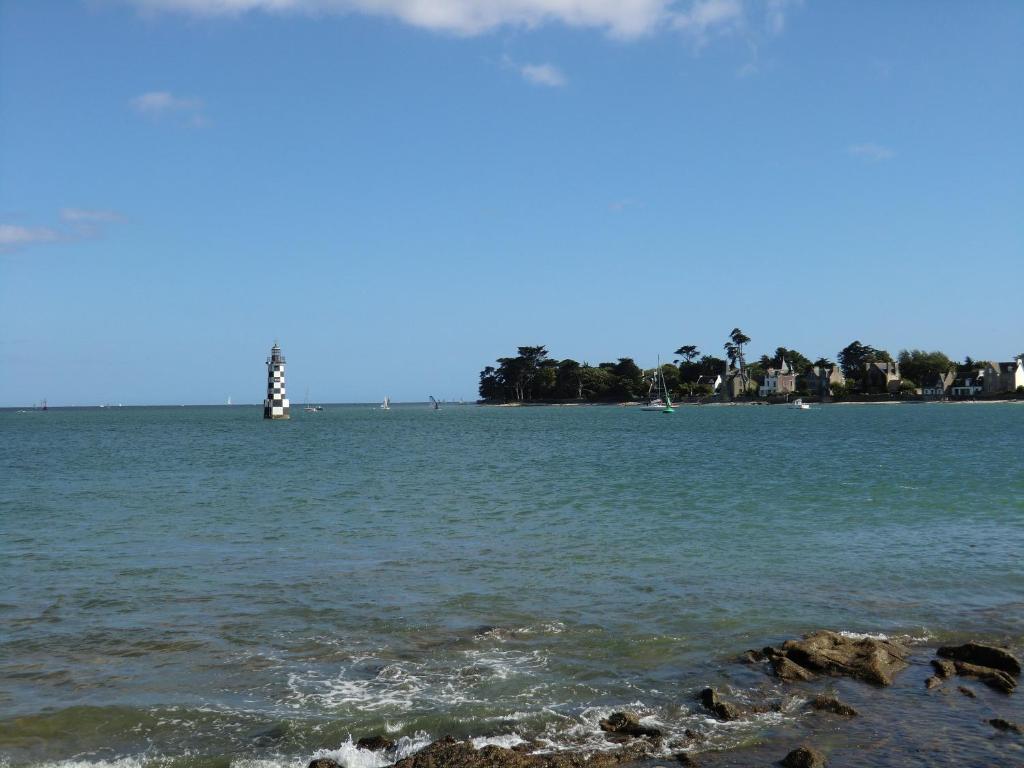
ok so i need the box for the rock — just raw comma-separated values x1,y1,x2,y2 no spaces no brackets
674,754,698,766
954,661,1017,694
358,736,396,751
779,630,908,686
931,659,956,679
772,655,815,682
308,760,341,768
990,718,1023,734
740,649,766,664
390,737,656,768
811,694,857,716
699,687,740,721
958,686,976,698
781,745,827,768
598,711,662,738
937,643,1021,677
925,676,944,689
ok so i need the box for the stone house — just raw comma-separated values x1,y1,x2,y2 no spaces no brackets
951,370,984,398
861,361,901,394
759,359,798,398
982,359,1024,395
803,365,846,399
921,371,956,399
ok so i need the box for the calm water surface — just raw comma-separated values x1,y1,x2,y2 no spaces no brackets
2,403,1023,767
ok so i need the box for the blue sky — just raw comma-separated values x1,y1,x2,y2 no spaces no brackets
1,0,1021,405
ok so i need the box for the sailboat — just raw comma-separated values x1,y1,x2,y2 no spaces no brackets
380,396,391,410
303,388,324,412
429,395,440,410
642,358,674,413
227,396,232,406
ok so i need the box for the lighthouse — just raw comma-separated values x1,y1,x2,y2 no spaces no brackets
263,342,290,420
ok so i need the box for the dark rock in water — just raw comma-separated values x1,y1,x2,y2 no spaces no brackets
811,694,857,716
954,661,1017,693
599,711,662,738
358,735,396,751
958,686,977,698
740,649,765,663
252,724,288,746
990,718,1023,734
772,655,815,682
683,729,704,742
391,736,657,768
925,675,944,689
930,659,956,679
938,643,1021,677
308,760,341,768
779,630,908,686
781,745,827,768
699,687,740,721
675,754,699,766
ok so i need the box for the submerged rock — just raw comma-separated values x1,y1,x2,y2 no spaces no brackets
357,735,396,751
390,736,657,768
739,649,766,664
958,686,977,698
931,659,956,679
699,687,740,721
990,718,1023,734
308,760,341,768
811,694,857,716
599,711,662,738
781,745,827,768
925,675,943,690
953,661,1017,694
937,643,1021,677
778,630,908,686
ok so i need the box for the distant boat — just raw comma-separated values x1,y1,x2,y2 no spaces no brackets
642,357,674,414
789,398,810,410
303,388,323,412
227,396,232,406
429,395,440,410
380,396,391,410
41,399,48,411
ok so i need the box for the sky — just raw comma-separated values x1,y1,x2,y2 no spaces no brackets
1,0,1022,406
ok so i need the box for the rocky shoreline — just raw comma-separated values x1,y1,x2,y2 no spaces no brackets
308,631,1022,768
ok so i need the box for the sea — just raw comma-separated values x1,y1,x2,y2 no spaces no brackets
2,403,1023,768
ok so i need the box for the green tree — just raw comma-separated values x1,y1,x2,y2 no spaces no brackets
838,340,892,380
897,349,955,387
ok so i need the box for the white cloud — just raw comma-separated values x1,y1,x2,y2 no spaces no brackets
671,0,742,40
118,0,798,39
0,224,61,250
131,91,206,124
0,209,126,253
519,62,567,87
61,208,126,223
848,143,895,161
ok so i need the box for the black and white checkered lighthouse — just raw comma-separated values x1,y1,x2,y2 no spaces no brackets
263,342,290,420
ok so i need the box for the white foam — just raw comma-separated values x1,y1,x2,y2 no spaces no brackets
471,734,526,749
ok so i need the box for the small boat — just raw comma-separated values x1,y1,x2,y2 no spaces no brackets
643,357,675,414
789,398,810,410
227,396,232,406
429,395,440,410
303,388,323,412
380,396,391,410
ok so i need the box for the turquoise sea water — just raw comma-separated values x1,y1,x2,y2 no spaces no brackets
2,403,1023,767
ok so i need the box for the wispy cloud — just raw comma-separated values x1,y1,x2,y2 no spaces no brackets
848,143,895,161
519,62,567,87
131,91,206,125
0,209,126,254
118,0,802,40
608,198,640,213
0,224,61,251
61,208,126,224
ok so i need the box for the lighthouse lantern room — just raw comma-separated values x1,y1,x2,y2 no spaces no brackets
263,342,290,420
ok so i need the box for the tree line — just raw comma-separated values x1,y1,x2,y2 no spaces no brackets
477,331,1020,403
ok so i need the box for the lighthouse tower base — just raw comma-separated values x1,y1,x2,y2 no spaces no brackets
263,343,290,420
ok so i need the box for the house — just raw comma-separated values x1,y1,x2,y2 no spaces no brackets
721,364,753,400
803,365,846,399
951,370,984,398
694,374,722,393
862,361,901,394
759,359,798,398
982,359,1024,395
921,371,955,399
